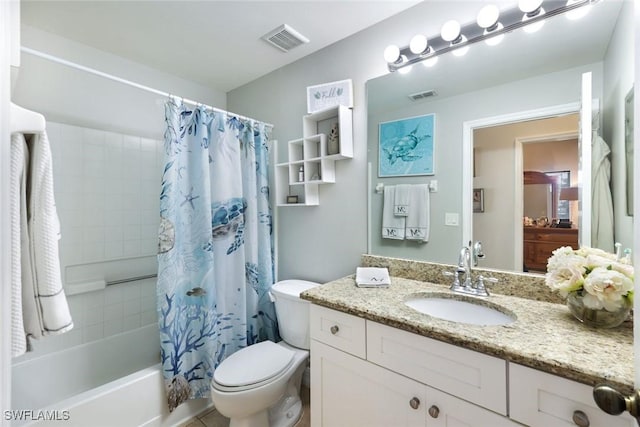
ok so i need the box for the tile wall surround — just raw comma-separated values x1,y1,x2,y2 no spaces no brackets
361,254,564,304
13,123,163,362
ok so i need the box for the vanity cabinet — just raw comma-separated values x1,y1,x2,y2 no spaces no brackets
310,305,633,427
310,305,517,427
274,105,352,206
523,227,578,272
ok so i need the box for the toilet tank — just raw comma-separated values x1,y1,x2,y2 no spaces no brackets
270,280,320,350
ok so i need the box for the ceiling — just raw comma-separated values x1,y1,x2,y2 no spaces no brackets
21,0,421,93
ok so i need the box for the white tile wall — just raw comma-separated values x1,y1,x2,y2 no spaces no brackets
13,123,164,362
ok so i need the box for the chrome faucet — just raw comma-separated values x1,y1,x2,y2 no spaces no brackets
444,241,496,297
457,246,473,289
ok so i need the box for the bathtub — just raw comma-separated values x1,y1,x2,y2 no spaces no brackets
11,324,211,426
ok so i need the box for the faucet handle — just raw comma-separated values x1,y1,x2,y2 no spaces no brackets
474,275,498,297
443,270,464,291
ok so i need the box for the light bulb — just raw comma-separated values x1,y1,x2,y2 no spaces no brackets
409,34,428,55
566,0,591,20
477,4,500,29
441,20,461,42
383,45,400,63
518,0,543,14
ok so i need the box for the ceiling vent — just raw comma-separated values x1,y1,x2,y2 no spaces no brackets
261,24,310,52
409,90,437,101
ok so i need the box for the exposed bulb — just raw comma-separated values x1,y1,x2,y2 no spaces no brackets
441,20,461,42
409,34,428,55
383,45,401,63
518,0,543,13
477,4,500,29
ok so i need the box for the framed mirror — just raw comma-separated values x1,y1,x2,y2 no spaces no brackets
366,0,632,272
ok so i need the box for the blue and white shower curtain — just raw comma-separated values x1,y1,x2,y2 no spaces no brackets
157,99,278,411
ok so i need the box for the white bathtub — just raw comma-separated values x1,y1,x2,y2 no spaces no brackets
11,324,211,426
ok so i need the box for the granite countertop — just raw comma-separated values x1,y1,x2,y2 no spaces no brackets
301,271,634,394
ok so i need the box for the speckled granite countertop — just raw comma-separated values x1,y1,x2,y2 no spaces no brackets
301,256,634,394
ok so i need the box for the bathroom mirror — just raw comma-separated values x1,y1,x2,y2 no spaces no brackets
366,0,631,271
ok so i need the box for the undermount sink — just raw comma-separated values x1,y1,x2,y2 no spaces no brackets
404,293,516,326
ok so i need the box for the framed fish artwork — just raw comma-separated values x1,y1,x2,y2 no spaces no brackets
378,113,435,177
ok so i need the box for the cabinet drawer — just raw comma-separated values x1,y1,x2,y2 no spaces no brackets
310,305,366,358
367,321,507,415
509,363,636,427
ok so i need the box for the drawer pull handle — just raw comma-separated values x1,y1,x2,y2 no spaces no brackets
409,397,420,410
593,383,640,425
329,325,339,335
572,410,589,427
428,405,440,418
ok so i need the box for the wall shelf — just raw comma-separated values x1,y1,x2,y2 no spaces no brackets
275,105,353,206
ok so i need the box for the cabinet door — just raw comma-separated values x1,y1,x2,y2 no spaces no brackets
311,340,427,427
510,363,636,427
426,386,519,427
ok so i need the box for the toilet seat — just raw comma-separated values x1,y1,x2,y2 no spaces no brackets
212,341,295,392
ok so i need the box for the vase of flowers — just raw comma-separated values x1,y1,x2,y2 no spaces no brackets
546,246,634,328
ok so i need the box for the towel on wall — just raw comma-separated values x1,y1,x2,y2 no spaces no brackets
10,134,27,356
382,185,405,239
405,184,430,242
11,132,73,357
393,184,410,216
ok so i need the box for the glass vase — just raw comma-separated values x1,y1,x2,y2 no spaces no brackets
566,292,631,328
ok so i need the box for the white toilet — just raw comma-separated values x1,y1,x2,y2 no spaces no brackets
210,279,320,427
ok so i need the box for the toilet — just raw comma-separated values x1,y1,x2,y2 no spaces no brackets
210,279,320,427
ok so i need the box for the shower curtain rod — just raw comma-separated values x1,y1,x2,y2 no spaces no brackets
21,46,274,128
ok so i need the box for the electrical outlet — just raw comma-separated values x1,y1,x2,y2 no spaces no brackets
445,213,459,226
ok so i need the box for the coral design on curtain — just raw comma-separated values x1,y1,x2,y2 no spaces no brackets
157,99,278,411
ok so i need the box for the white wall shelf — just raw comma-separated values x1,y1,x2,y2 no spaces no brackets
275,105,353,206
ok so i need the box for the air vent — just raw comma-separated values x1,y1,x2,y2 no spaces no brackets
261,24,310,52
409,90,437,101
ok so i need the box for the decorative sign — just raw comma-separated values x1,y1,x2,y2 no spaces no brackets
378,114,435,177
306,79,353,113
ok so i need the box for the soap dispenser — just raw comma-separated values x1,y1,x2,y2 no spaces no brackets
298,166,304,182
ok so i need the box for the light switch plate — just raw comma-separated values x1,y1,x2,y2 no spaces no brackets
445,213,459,226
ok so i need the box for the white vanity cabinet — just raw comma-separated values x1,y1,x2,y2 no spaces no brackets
310,305,518,427
509,363,636,427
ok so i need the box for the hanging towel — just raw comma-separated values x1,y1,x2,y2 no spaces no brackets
10,134,27,357
405,184,430,242
382,186,405,239
11,132,73,356
393,184,411,216
591,132,614,252
355,267,391,288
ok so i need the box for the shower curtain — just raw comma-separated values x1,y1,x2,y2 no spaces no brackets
157,99,279,411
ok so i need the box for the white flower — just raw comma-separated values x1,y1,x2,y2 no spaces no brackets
582,267,634,311
546,246,635,312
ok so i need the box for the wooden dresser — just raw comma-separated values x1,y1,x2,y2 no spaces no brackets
523,227,579,272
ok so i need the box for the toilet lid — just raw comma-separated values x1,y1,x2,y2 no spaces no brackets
213,341,295,387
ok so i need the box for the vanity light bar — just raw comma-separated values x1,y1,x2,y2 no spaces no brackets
387,0,598,72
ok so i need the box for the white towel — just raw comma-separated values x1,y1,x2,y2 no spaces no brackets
393,184,410,216
355,267,391,288
10,134,27,356
405,184,430,242
11,132,73,356
382,186,405,240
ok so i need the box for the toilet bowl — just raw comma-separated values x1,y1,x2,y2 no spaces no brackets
210,280,320,427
